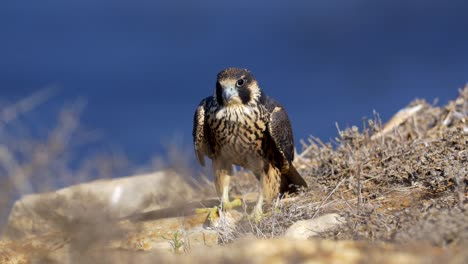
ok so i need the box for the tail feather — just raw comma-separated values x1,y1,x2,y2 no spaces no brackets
280,164,308,194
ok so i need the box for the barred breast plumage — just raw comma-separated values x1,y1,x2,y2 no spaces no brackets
207,101,268,167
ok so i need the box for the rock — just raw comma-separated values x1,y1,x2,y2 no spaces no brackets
371,103,424,140
4,170,199,239
284,213,345,240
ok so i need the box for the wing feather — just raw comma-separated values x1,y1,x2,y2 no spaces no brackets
263,95,307,188
193,98,210,166
265,98,295,163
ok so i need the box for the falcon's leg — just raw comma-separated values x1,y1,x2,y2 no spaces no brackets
214,160,242,210
250,171,267,223
250,164,281,222
251,187,264,222
195,160,241,221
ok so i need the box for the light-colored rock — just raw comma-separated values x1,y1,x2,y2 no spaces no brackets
284,213,345,240
371,103,424,140
4,170,199,239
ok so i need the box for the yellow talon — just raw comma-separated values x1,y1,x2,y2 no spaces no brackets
222,197,242,210
195,206,219,222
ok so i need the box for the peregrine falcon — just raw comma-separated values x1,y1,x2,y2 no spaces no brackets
193,68,307,220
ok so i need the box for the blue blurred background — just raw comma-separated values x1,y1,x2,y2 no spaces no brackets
1,0,467,168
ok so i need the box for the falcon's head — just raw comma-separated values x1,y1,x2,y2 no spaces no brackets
215,68,262,106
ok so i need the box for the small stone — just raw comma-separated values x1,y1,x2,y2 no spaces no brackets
284,213,345,240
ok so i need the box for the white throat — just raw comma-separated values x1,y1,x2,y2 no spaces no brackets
215,104,253,122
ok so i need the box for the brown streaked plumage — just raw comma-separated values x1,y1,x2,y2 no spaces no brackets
193,67,307,218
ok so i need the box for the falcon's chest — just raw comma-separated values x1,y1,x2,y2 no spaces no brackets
207,104,269,157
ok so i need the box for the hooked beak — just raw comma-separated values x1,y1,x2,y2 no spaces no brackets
222,86,240,104
222,86,236,101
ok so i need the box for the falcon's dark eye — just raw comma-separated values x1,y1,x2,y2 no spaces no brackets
236,79,245,87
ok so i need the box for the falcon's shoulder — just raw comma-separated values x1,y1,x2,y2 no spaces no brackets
260,93,295,163
192,96,215,166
